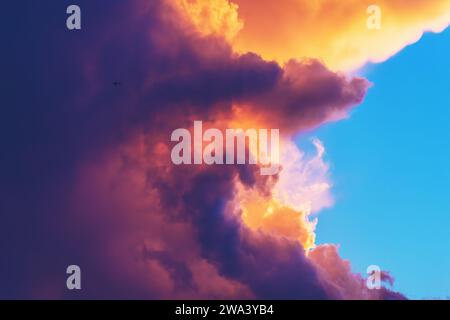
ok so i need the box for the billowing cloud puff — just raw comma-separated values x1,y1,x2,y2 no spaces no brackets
176,0,450,70
310,245,405,300
231,59,368,133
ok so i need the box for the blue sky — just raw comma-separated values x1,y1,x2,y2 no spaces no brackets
299,27,450,299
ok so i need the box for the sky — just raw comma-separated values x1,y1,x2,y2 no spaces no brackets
1,0,450,300
308,27,450,299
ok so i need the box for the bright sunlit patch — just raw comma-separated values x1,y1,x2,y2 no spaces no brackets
235,138,331,251
237,184,318,251
174,0,450,71
173,0,243,41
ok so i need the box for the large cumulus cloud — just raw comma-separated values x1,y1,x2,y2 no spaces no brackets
0,0,403,299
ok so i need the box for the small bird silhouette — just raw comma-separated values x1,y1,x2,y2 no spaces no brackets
112,81,122,86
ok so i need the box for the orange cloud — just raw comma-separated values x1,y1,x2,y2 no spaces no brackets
237,186,318,250
174,0,450,70
173,0,243,41
235,139,332,251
